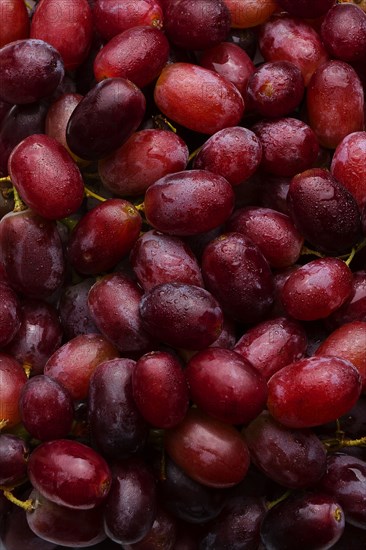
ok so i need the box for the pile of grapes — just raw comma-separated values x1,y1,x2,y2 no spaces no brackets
1,0,366,548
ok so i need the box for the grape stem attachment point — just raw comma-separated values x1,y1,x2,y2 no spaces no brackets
84,186,107,202
1,489,35,512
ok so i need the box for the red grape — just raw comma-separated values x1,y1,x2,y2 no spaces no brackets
0,433,29,488
331,131,366,209
0,0,30,48
59,279,100,340
321,3,366,64
327,271,366,328
224,0,278,28
45,92,84,161
0,282,20,347
0,354,27,428
277,0,334,18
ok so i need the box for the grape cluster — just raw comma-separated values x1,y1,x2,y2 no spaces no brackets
0,0,366,548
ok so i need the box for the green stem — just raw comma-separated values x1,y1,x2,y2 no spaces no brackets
188,146,202,164
344,238,366,266
300,246,325,258
60,217,78,231
323,435,366,452
0,176,12,185
266,490,292,510
12,187,27,212
153,115,177,133
2,490,35,512
23,363,32,378
134,202,145,213
0,419,9,431
84,186,107,202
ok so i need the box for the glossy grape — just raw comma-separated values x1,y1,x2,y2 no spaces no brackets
88,358,149,458
139,282,223,350
164,407,250,488
144,170,234,236
8,134,85,220
130,230,203,291
59,279,99,340
67,199,142,275
0,0,30,48
267,355,362,428
45,92,83,160
193,127,262,186
30,0,93,71
0,39,64,104
66,78,146,160
122,506,177,550
201,232,274,324
321,3,366,64
0,433,29,488
154,63,244,135
0,282,20,347
224,0,278,28
99,129,189,197
44,333,119,400
327,270,366,328
331,131,366,209
234,317,307,381
28,439,111,509
0,354,27,428
87,274,155,354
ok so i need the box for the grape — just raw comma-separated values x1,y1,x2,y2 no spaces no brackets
281,258,354,321
201,232,274,324
98,130,189,197
66,78,146,160
307,60,364,149
244,411,327,489
67,199,142,275
94,26,169,89
0,282,20,347
103,458,157,544
132,351,189,429
260,493,345,550
252,118,319,177
0,354,27,428
320,453,366,529
185,347,267,425
227,206,304,269
164,407,250,488
199,42,255,97
0,39,64,104
140,282,223,350
4,298,63,375
28,439,112,509
224,0,278,28
234,317,307,381
259,15,329,85
30,0,93,71
45,92,84,160
130,230,203,291
122,506,177,550
92,0,164,42
287,168,362,255
276,0,334,19
44,333,119,401
327,270,366,328
259,175,291,215
59,279,99,340
267,355,362,428
8,134,85,220
88,358,149,458
321,3,366,64
20,375,74,441
0,433,29,488
154,63,244,135
246,61,305,118
144,170,234,236
193,127,262,187
164,0,230,51
0,101,47,177
0,0,30,48
87,274,156,354
331,131,366,209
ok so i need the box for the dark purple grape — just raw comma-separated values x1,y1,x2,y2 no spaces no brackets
260,493,345,550
245,411,327,489
0,210,65,298
321,3,366,64
327,270,366,328
130,230,203,291
164,0,230,51
0,281,20,346
4,298,63,376
103,458,157,544
0,39,64,104
276,0,334,18
0,101,47,177
88,358,149,458
144,170,234,237
59,279,99,339
287,168,362,255
122,506,177,550
200,496,267,550
0,434,29,488
27,489,106,547
319,453,366,529
66,78,146,160
20,375,74,441
159,456,226,524
87,274,155,355
139,283,223,350
201,232,274,324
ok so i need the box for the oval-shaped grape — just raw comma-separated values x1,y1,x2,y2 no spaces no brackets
0,39,64,104
224,0,278,28
267,356,362,428
144,170,234,236
0,434,29,488
0,282,20,347
66,78,146,160
154,63,244,135
0,354,27,428
327,270,366,328
0,0,30,48
331,131,366,209
201,232,274,324
164,408,250,488
45,92,83,160
307,60,364,149
321,3,366,64
59,279,100,340
140,282,223,350
8,134,84,220
28,439,111,509
30,0,93,70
